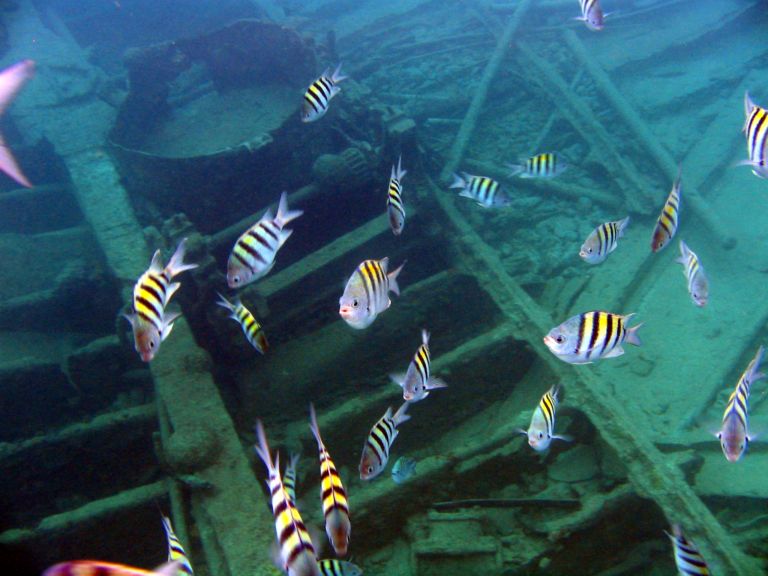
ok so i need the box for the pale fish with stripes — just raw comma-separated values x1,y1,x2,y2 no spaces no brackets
317,559,363,576
390,329,447,403
124,238,197,362
309,403,351,556
543,310,643,365
676,240,709,308
254,421,320,576
339,257,405,329
301,64,347,123
43,561,181,576
666,524,711,575
359,402,411,480
740,92,768,178
579,216,630,265
161,516,193,575
216,293,269,353
507,153,567,179
519,385,571,452
450,173,510,208
283,452,300,502
651,167,682,253
716,345,764,462
227,191,303,289
575,0,606,31
386,156,407,236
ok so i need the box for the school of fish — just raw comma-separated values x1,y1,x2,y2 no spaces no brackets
1,1,758,574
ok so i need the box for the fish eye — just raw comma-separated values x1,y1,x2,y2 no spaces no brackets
367,466,373,474
352,299,359,308
587,248,592,253
233,276,240,284
538,432,544,439
149,341,155,348
555,335,565,344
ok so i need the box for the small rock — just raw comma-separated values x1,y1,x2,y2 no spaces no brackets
547,445,599,483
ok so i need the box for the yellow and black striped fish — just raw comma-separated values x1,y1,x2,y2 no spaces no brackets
651,167,682,253
161,516,193,575
283,452,300,502
301,64,347,123
386,156,407,236
43,561,181,576
309,404,351,556
359,402,411,480
579,216,630,265
125,238,197,362
521,385,571,452
741,92,768,178
717,346,764,462
666,525,710,575
339,257,405,329
254,421,320,576
390,329,447,403
544,311,643,365
227,191,303,289
216,293,269,354
576,0,605,31
508,153,567,179
450,172,509,208
676,240,709,307
317,559,363,576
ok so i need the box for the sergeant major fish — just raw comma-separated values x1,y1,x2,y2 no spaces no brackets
360,402,411,481
43,561,181,576
450,173,510,208
0,60,35,188
508,153,567,179
283,452,300,502
740,92,768,178
317,559,363,576
161,516,193,575
666,524,711,575
716,345,765,462
254,420,320,576
386,156,407,236
579,216,630,265
227,191,303,288
309,404,351,557
339,257,405,329
651,167,682,253
520,385,571,452
390,329,447,402
575,0,606,31
391,456,417,484
217,293,269,353
302,64,347,123
676,241,709,308
125,238,197,362
544,311,642,364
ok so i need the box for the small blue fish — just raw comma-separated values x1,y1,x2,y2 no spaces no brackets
391,457,417,484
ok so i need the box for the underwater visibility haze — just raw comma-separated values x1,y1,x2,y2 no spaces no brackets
0,0,767,575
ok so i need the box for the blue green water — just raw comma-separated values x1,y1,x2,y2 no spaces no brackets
0,1,766,575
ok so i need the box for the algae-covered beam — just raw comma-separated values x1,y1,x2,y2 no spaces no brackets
514,43,652,215
562,29,736,249
439,0,535,182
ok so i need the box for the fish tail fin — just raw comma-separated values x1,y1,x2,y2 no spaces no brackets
449,172,466,189
275,191,304,228
421,328,430,346
744,91,756,131
153,562,182,576
216,291,235,313
625,320,643,347
166,238,198,278
617,215,630,237
395,155,407,181
389,372,407,388
393,401,411,426
254,419,275,474
331,63,348,84
388,260,406,296
426,377,448,390
506,162,523,177
308,403,323,447
288,451,300,472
